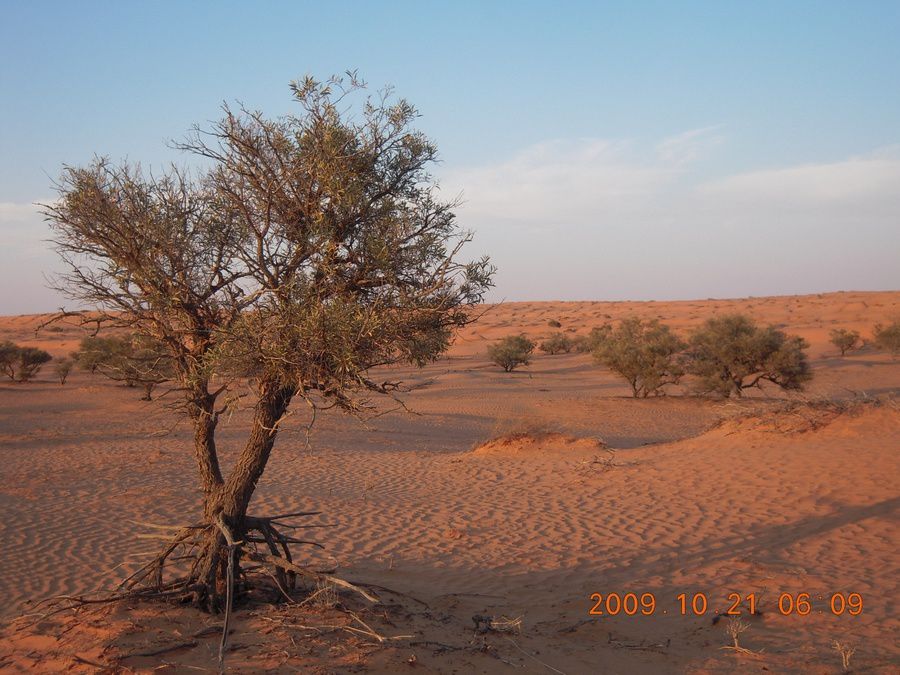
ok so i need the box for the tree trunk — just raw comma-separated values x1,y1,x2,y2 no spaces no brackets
190,380,294,610
191,391,225,519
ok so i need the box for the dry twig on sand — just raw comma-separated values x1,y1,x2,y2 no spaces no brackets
831,640,856,672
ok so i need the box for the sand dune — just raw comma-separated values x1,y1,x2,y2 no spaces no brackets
0,291,898,672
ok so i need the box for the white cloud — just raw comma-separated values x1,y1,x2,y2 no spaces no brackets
441,137,684,228
438,135,900,300
656,125,725,166
699,158,900,205
0,200,43,224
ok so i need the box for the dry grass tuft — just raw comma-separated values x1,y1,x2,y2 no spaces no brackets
721,617,757,655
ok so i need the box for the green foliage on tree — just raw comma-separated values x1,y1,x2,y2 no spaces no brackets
539,332,574,355
488,334,535,372
829,328,861,356
873,320,900,356
687,314,812,397
593,317,685,398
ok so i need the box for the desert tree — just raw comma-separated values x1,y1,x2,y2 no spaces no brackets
17,347,52,382
44,73,493,611
54,357,74,384
0,341,18,380
0,342,53,382
687,314,812,397
74,335,122,374
829,328,861,356
593,317,685,398
75,334,173,400
488,334,535,372
873,319,900,356
539,332,573,355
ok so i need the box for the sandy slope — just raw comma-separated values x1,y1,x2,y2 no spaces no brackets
0,291,898,673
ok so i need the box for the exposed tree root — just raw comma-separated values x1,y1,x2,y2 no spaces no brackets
33,511,378,620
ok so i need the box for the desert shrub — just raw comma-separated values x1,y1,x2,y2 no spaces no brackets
829,328,861,356
687,314,812,397
488,334,535,372
873,319,900,356
539,332,573,355
573,325,612,354
593,317,685,398
54,357,74,384
547,319,562,328
9,346,53,382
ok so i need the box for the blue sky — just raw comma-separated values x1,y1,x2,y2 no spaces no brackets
1,1,899,312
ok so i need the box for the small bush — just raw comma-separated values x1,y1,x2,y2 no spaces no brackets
539,332,573,355
488,334,535,372
573,325,611,354
593,317,684,398
687,314,812,397
873,319,900,356
547,319,562,328
829,328,861,356
54,357,74,384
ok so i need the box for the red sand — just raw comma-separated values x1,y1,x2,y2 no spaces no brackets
0,290,898,673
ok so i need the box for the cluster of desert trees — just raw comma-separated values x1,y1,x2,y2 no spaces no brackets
0,335,173,393
488,315,900,398
43,74,493,611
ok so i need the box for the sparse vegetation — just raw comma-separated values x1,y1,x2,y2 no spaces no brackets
593,317,684,398
873,319,900,356
0,342,52,382
488,334,535,372
54,357,74,385
687,314,812,397
829,328,861,356
539,332,573,355
547,319,561,328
